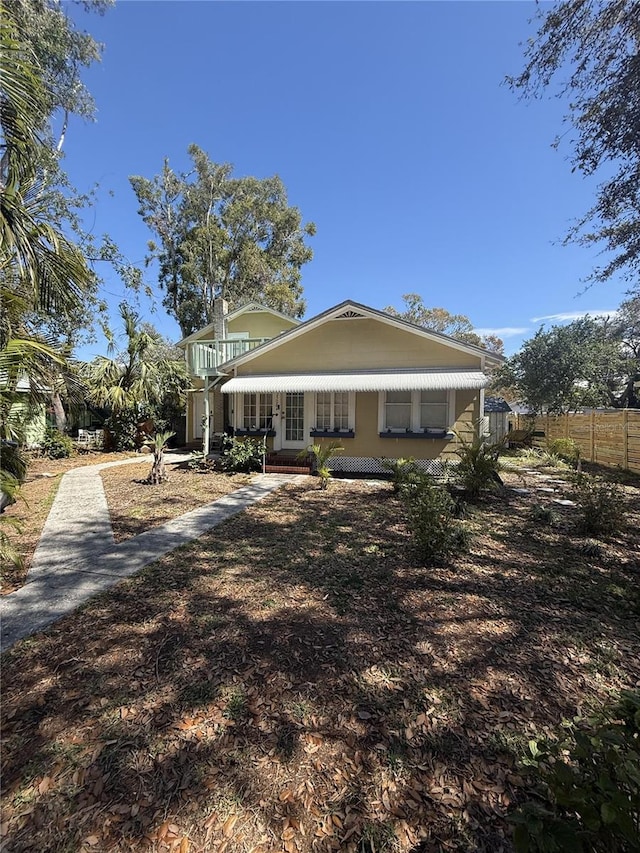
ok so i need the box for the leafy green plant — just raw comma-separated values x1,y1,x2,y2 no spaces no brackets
0,471,24,570
547,437,581,469
41,425,73,459
571,473,625,536
380,456,421,493
145,430,175,484
103,407,140,451
187,450,217,473
302,441,343,489
454,431,505,499
510,689,640,852
529,503,557,527
220,435,263,473
403,472,470,563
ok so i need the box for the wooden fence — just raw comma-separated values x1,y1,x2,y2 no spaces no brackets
510,409,640,475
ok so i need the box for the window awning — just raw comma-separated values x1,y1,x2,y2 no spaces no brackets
221,370,488,394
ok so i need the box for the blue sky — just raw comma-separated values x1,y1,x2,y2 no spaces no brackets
62,0,631,359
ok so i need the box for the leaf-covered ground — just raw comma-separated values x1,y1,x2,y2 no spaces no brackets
1,465,639,852
1,451,137,594
100,463,251,543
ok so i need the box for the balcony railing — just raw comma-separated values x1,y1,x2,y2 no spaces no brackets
186,338,269,376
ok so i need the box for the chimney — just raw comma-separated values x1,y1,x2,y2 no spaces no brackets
213,298,228,341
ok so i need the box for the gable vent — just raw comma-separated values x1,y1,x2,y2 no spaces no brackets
335,310,366,319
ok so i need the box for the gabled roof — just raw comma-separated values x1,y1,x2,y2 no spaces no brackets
176,302,300,347
484,396,512,414
219,299,506,370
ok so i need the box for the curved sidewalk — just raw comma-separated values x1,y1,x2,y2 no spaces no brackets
0,454,296,653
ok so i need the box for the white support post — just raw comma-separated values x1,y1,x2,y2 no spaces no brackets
203,376,211,456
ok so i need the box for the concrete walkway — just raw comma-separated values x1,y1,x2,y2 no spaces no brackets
0,453,297,652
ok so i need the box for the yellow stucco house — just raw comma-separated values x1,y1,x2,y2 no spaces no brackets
178,299,504,475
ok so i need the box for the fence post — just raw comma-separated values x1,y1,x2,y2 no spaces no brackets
622,409,629,470
590,410,595,462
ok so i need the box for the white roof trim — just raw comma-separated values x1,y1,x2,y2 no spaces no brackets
221,369,488,394
220,300,504,369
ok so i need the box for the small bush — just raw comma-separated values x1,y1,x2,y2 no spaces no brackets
455,432,505,499
571,473,625,536
381,457,422,493
529,503,556,527
41,426,73,459
547,437,581,468
220,436,263,473
403,473,470,563
103,408,139,451
510,689,640,852
304,441,343,489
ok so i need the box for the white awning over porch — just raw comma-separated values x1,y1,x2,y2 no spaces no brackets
221,369,488,394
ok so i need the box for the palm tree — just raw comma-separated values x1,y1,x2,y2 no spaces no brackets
299,441,344,489
0,7,94,566
145,430,175,485
85,304,188,450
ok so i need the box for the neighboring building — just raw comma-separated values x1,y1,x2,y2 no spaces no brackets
4,378,48,447
178,299,504,474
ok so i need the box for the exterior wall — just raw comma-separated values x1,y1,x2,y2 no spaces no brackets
9,398,47,447
227,389,480,463
227,311,297,339
186,386,225,445
310,389,476,460
233,318,481,375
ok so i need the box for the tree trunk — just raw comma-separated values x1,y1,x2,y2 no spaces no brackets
147,448,167,484
51,392,67,433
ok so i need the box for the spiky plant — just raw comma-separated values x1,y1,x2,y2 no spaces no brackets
146,430,175,485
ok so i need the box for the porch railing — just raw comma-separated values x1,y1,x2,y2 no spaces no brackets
186,338,269,376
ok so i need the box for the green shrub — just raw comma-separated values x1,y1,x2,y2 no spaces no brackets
302,441,344,489
41,426,73,459
454,432,505,499
529,503,557,527
380,456,422,493
571,473,625,536
220,435,263,473
403,473,470,563
547,437,581,468
510,689,640,852
104,408,139,451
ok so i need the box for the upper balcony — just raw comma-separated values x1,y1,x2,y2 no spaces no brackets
185,338,269,377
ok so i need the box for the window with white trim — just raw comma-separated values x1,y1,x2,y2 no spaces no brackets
314,392,353,432
385,391,412,430
242,393,273,430
380,390,454,432
419,390,448,430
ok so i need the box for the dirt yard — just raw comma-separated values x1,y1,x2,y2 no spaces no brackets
1,462,638,852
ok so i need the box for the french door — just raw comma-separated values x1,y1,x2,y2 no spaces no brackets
281,392,306,450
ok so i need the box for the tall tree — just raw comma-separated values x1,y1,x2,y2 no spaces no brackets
495,313,636,413
84,304,188,449
130,144,316,336
385,293,504,354
509,0,640,287
0,2,100,547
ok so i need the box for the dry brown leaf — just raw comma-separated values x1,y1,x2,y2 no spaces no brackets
222,813,238,838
